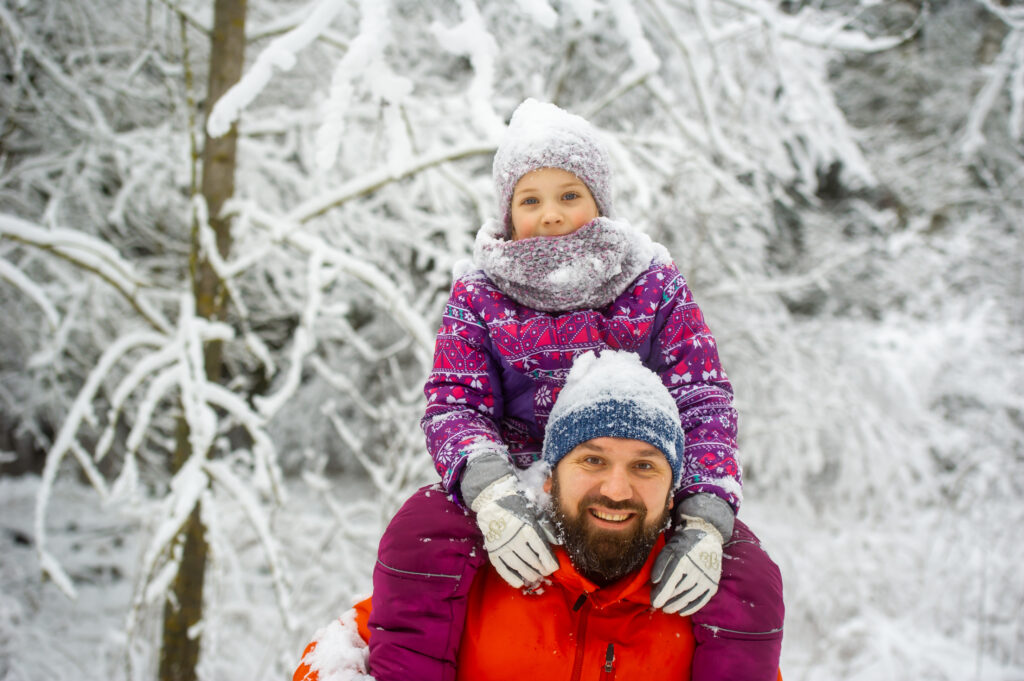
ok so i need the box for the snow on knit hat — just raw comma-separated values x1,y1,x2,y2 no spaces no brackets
493,98,613,236
542,350,684,489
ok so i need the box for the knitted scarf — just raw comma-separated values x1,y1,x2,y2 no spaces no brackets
473,217,662,313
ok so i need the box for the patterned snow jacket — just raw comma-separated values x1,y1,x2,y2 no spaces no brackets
422,258,743,510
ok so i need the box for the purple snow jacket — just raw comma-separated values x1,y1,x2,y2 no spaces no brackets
422,259,742,510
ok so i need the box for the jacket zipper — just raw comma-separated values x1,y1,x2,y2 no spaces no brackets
600,642,616,680
568,595,617,680
569,594,590,681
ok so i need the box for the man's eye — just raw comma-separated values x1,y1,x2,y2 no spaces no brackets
583,456,604,466
634,462,654,471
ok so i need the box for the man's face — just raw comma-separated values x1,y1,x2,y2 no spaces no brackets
544,437,674,585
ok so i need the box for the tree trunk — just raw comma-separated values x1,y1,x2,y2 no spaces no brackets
158,2,246,680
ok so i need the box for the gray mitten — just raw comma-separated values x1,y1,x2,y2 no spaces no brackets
461,452,559,588
650,493,735,615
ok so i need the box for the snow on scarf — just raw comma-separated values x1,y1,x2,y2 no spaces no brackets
472,216,662,313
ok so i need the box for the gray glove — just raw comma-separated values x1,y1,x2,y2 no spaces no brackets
651,493,734,615
461,452,559,588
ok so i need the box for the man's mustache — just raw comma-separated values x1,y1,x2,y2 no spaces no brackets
578,495,645,514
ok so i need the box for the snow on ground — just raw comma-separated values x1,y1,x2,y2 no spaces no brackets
0,473,380,681
2,474,1023,680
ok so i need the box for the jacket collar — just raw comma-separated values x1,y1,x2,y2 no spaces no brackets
548,534,666,609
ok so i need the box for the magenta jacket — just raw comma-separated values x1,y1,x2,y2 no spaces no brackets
421,260,742,510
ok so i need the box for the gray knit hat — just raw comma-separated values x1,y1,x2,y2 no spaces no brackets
542,350,684,489
493,99,613,236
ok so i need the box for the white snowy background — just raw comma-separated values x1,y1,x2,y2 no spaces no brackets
1,0,1022,680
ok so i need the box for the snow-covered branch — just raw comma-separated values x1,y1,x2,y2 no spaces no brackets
1,215,172,334
0,256,60,330
959,29,1024,157
204,460,296,631
285,142,496,224
207,0,350,138
0,4,113,137
6,2,1022,679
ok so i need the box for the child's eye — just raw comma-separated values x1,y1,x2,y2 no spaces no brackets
521,197,538,205
562,192,579,201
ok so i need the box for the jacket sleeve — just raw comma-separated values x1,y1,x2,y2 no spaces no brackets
421,275,508,496
647,264,742,512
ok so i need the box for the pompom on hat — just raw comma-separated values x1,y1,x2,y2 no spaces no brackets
542,350,684,489
493,99,613,236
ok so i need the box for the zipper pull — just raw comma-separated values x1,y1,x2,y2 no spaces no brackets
573,593,588,611
604,643,615,672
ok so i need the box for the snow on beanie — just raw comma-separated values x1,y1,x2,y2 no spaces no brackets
542,351,684,489
493,98,613,236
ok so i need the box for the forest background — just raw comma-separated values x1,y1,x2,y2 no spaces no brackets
1,0,1022,680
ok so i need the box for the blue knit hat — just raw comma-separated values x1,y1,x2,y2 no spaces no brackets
542,351,684,488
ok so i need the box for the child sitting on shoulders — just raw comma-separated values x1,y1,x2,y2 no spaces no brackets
368,98,784,681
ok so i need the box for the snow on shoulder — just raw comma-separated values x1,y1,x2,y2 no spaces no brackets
297,608,374,681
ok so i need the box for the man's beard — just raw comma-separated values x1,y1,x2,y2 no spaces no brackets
550,474,670,586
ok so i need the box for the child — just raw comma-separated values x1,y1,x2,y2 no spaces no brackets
367,99,784,681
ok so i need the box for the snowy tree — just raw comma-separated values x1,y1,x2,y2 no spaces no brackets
1,0,1021,679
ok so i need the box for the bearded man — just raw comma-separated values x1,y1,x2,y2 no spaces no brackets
295,352,783,681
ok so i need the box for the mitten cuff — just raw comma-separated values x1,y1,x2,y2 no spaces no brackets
675,493,735,540
460,451,516,508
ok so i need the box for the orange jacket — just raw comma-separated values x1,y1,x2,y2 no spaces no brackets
295,536,697,681
455,537,695,681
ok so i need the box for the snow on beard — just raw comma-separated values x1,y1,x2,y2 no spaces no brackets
549,470,671,587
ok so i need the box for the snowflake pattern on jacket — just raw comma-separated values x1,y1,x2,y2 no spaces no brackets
422,261,743,510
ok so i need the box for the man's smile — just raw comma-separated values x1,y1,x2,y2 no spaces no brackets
588,507,639,526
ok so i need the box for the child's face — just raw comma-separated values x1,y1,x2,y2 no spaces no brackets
509,167,599,240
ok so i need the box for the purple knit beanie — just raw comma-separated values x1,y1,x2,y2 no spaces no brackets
493,99,613,236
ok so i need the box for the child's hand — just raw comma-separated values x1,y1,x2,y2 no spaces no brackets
650,493,734,616
651,515,723,615
462,453,559,588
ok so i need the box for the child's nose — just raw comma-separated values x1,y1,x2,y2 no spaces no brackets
541,208,563,225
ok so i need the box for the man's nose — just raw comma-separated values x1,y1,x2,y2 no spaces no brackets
600,467,632,501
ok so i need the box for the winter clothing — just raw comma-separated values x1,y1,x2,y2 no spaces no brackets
473,217,653,312
368,485,487,681
319,535,698,681
462,454,559,587
422,253,742,511
651,493,737,615
373,225,752,680
690,519,785,681
298,485,783,681
454,538,697,681
651,513,724,615
368,486,783,681
493,98,613,235
366,98,779,681
542,349,686,488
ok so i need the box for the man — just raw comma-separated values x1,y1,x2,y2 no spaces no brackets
294,352,782,680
